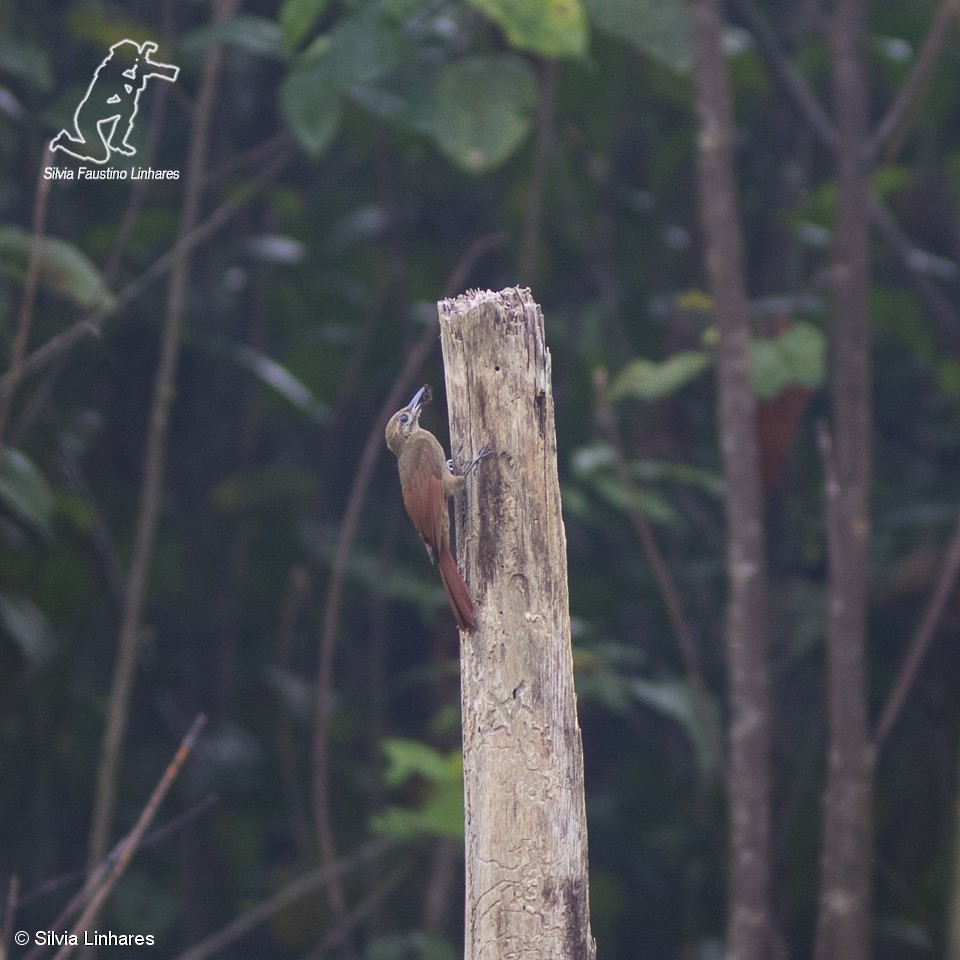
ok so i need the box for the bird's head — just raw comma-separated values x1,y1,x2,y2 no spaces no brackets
385,384,431,455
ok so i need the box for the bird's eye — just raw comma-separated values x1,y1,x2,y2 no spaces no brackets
399,413,409,424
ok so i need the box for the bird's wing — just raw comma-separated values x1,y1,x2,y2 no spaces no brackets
401,466,445,565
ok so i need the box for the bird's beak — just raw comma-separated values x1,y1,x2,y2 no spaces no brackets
406,384,432,417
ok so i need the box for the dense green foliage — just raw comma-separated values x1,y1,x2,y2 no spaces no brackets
1,0,959,957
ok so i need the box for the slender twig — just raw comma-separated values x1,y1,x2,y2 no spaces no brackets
170,839,394,960
44,715,206,960
730,0,837,150
310,232,504,920
518,58,557,282
732,0,960,344
203,131,294,188
18,793,217,918
0,146,54,446
0,146,292,404
874,519,960,749
303,862,411,960
86,0,240,877
867,0,959,164
592,369,724,773
276,567,315,860
868,196,960,342
1,875,19,960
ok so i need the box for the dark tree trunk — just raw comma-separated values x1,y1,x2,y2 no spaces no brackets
814,0,874,957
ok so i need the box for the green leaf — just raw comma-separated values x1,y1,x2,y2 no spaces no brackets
583,0,690,71
751,321,826,400
380,738,453,787
631,459,724,498
211,465,318,514
214,338,330,423
308,7,404,88
369,933,457,960
466,0,588,59
0,227,113,310
178,16,285,60
592,474,679,524
0,39,53,91
372,739,464,840
279,0,330,51
630,677,719,776
281,63,342,154
64,10,156,49
0,593,55,664
609,350,711,401
431,55,537,173
280,8,404,153
0,448,54,538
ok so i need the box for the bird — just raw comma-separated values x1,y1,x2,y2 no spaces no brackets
385,384,488,632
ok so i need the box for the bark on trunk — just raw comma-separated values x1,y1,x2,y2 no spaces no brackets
690,0,773,957
438,287,595,960
814,0,874,957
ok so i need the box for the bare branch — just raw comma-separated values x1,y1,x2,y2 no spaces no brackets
44,715,206,960
730,0,837,151
592,368,724,773
733,0,960,346
0,146,54,445
171,839,394,960
0,875,19,960
868,0,960,164
0,146,292,404
874,520,960,748
85,0,241,879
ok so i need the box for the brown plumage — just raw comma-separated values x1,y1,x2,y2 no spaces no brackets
385,385,476,632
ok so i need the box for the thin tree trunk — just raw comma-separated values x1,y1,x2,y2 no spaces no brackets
948,742,960,960
689,0,772,957
438,287,595,960
814,0,874,957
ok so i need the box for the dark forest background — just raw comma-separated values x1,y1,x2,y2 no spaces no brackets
1,0,960,958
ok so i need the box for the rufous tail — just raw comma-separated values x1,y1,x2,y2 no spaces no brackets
438,545,476,632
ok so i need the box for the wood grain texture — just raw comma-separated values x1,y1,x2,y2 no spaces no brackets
439,287,595,960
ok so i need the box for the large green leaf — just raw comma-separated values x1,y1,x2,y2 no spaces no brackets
281,7,404,154
583,0,689,71
0,448,54,538
380,737,451,787
0,593,55,664
431,55,537,173
0,227,113,310
751,321,826,400
467,0,588,59
609,350,711,401
371,739,464,840
280,63,342,154
279,0,330,51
